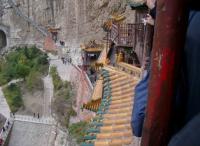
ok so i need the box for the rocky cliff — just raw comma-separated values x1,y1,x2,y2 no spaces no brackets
0,0,136,52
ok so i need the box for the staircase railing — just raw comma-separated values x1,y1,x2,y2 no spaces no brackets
0,118,14,146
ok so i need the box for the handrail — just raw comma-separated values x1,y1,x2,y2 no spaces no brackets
0,118,14,146
116,62,142,78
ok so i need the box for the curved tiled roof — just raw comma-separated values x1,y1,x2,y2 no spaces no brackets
81,65,140,146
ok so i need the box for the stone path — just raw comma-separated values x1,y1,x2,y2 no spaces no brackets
8,121,53,146
0,87,10,119
50,59,74,81
0,78,23,119
43,75,53,117
0,52,82,146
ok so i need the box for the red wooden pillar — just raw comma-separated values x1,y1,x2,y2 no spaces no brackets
141,0,188,146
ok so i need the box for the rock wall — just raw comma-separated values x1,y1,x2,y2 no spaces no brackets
0,0,136,52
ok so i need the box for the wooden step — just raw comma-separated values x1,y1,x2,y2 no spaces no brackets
111,88,133,96
111,82,136,93
103,66,128,74
111,93,134,101
109,101,133,109
104,66,132,77
108,74,125,81
108,107,132,114
103,117,131,125
110,76,134,84
100,124,131,132
96,130,132,139
94,137,133,146
111,97,133,105
111,80,136,89
103,111,132,119
110,79,136,86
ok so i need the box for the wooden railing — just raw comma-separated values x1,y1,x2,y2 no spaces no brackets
0,118,14,146
116,62,142,78
110,23,144,48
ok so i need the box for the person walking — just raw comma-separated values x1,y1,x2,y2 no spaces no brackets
61,57,64,64
2,127,5,132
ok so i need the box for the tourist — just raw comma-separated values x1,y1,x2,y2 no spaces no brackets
131,0,156,137
6,124,8,129
2,127,5,132
61,57,64,64
64,58,67,65
37,113,39,119
69,58,72,64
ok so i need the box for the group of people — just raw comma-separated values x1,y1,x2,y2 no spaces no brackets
33,113,40,119
61,56,72,65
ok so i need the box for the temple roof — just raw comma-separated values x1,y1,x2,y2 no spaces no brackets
81,40,104,52
81,63,141,146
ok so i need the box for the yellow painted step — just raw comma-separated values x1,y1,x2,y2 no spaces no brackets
103,111,132,119
111,80,136,89
95,137,133,146
108,74,125,81
112,93,134,101
108,107,132,114
111,98,133,105
111,89,134,96
100,124,131,132
109,101,133,109
96,130,132,139
111,82,136,93
109,77,131,84
103,117,131,125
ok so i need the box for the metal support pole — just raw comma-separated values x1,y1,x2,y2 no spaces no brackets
141,0,188,146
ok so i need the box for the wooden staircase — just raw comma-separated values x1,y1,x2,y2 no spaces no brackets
81,65,140,146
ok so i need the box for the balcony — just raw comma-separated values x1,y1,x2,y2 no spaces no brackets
110,23,144,48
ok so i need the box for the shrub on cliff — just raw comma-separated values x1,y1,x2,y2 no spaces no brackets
50,66,76,128
3,83,23,113
0,46,49,85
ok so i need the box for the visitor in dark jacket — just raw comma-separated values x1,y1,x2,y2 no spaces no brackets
131,0,156,137
132,1,200,145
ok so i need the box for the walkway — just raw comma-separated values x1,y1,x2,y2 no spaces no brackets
50,59,74,81
43,75,53,117
0,78,23,119
81,65,140,146
0,87,10,119
8,121,53,146
14,115,56,125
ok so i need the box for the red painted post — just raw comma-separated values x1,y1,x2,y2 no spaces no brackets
141,0,188,146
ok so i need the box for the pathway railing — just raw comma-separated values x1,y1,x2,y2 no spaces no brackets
0,118,14,146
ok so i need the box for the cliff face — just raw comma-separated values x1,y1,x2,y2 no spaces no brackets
0,0,135,51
